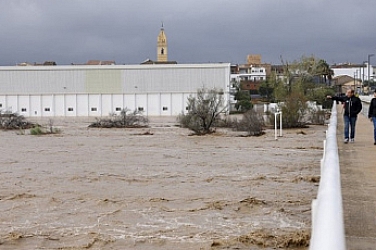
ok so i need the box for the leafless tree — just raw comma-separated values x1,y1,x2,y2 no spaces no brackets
233,109,265,136
0,111,35,130
89,108,148,128
178,88,226,135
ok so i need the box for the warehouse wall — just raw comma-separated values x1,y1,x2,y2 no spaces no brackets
0,63,230,117
0,93,197,117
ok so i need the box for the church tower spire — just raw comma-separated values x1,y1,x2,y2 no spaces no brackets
157,23,167,62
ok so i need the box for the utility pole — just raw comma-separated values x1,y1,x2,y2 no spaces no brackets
353,71,356,91
362,61,367,84
368,54,374,83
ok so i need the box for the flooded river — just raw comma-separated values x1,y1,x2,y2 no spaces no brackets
0,118,324,249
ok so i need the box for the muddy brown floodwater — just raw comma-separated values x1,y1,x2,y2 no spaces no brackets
0,117,325,249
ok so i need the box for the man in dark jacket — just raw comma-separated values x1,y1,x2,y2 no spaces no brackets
327,89,363,143
368,90,376,145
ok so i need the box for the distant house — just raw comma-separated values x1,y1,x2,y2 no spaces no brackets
331,63,374,82
16,62,34,66
230,64,239,74
230,56,271,106
332,75,362,94
86,60,116,65
42,61,57,66
17,61,57,66
140,58,177,65
271,65,286,81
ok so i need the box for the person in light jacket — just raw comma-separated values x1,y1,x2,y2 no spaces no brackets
327,89,362,143
368,90,376,145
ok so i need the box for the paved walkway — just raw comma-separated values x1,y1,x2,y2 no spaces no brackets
338,110,376,249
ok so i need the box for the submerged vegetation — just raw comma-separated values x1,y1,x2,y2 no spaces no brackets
178,88,226,135
0,112,35,130
0,112,61,135
29,120,61,135
178,88,265,136
89,108,149,128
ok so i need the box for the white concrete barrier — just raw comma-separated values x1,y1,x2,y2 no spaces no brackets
359,95,372,103
360,95,372,117
310,102,346,250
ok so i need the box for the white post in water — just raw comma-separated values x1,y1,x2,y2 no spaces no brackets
274,110,282,140
279,111,283,137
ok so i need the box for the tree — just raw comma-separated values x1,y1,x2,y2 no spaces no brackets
364,80,376,87
306,86,335,105
259,72,279,102
314,59,333,85
279,91,308,128
292,56,333,85
258,82,270,101
272,56,328,128
235,109,265,136
232,79,252,112
234,90,252,111
88,108,148,128
178,88,226,135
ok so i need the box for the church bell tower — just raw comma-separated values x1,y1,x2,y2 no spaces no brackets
157,24,168,62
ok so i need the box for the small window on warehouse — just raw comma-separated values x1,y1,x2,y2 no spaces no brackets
138,107,144,111
68,107,74,112
115,107,122,111
21,108,27,112
91,107,97,111
44,108,50,112
0,103,2,108
163,107,168,111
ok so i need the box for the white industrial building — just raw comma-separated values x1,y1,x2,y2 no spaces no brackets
331,63,374,82
0,63,230,117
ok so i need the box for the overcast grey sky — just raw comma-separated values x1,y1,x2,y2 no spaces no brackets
1,0,375,66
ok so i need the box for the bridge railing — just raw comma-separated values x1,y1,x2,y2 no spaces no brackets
310,102,346,250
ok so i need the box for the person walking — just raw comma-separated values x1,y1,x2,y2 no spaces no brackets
368,90,376,145
327,89,363,143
